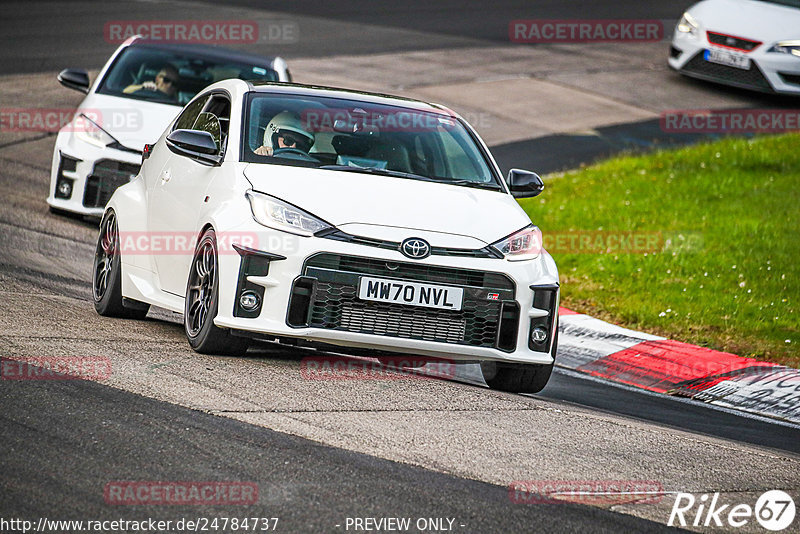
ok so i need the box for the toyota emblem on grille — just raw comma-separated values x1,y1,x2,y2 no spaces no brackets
400,238,431,259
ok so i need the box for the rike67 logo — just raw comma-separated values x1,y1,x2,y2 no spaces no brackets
668,490,796,531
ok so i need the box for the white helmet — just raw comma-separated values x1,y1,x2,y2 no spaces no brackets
263,111,315,152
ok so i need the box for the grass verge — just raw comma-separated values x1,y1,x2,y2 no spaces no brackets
519,133,799,368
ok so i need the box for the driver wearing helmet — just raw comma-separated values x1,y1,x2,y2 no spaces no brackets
254,111,315,156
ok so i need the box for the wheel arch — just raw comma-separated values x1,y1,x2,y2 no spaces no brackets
103,177,153,305
105,177,148,243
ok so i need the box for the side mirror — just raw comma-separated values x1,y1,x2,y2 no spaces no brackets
506,169,544,198
166,129,222,166
57,69,90,94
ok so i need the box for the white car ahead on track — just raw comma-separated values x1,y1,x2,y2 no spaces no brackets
93,80,560,393
669,0,800,95
48,36,291,218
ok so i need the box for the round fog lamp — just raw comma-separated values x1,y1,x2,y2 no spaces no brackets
239,290,260,311
58,181,72,197
531,327,548,343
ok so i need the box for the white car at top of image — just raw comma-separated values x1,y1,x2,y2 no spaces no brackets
93,80,560,394
669,0,800,95
48,35,291,218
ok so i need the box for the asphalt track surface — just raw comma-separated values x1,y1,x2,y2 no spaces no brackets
1,0,697,73
1,1,800,533
1,367,683,533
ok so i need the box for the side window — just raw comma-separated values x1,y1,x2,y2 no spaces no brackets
173,95,208,131
192,95,231,154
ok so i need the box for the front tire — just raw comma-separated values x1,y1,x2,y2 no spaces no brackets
93,210,150,319
481,317,559,394
184,228,249,356
481,361,553,394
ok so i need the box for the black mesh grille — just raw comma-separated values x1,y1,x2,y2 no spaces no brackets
681,51,772,91
82,159,140,208
309,282,500,347
706,32,761,52
297,253,517,349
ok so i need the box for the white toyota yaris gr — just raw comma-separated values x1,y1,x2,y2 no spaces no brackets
94,80,560,393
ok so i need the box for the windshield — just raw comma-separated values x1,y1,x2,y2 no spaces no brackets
241,92,502,190
97,46,279,106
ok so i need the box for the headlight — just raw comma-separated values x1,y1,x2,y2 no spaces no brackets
74,113,117,148
246,190,332,236
768,40,800,57
676,12,699,36
491,225,542,261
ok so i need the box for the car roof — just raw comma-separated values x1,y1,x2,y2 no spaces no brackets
244,81,453,115
127,38,278,67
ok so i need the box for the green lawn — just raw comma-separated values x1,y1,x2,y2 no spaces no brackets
519,133,800,367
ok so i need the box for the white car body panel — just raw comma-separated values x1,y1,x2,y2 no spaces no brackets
75,92,179,151
242,164,532,243
105,80,560,365
669,0,800,95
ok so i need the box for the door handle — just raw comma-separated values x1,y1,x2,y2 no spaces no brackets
160,169,171,183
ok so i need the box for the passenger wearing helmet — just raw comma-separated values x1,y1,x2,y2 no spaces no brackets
254,111,315,156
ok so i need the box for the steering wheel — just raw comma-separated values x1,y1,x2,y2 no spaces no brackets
133,88,162,97
272,147,319,162
133,88,176,103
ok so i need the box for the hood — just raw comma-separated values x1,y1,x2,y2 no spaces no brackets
690,0,800,42
74,92,182,151
243,164,533,245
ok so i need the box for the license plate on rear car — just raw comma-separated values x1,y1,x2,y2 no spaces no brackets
704,48,751,70
357,276,463,311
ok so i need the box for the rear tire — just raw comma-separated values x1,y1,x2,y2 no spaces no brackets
184,228,249,356
92,210,150,319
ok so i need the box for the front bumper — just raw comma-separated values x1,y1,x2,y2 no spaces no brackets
212,223,560,365
669,31,800,95
47,132,142,217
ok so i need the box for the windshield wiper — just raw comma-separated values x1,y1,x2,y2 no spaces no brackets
320,165,436,182
438,179,503,191
321,165,504,191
